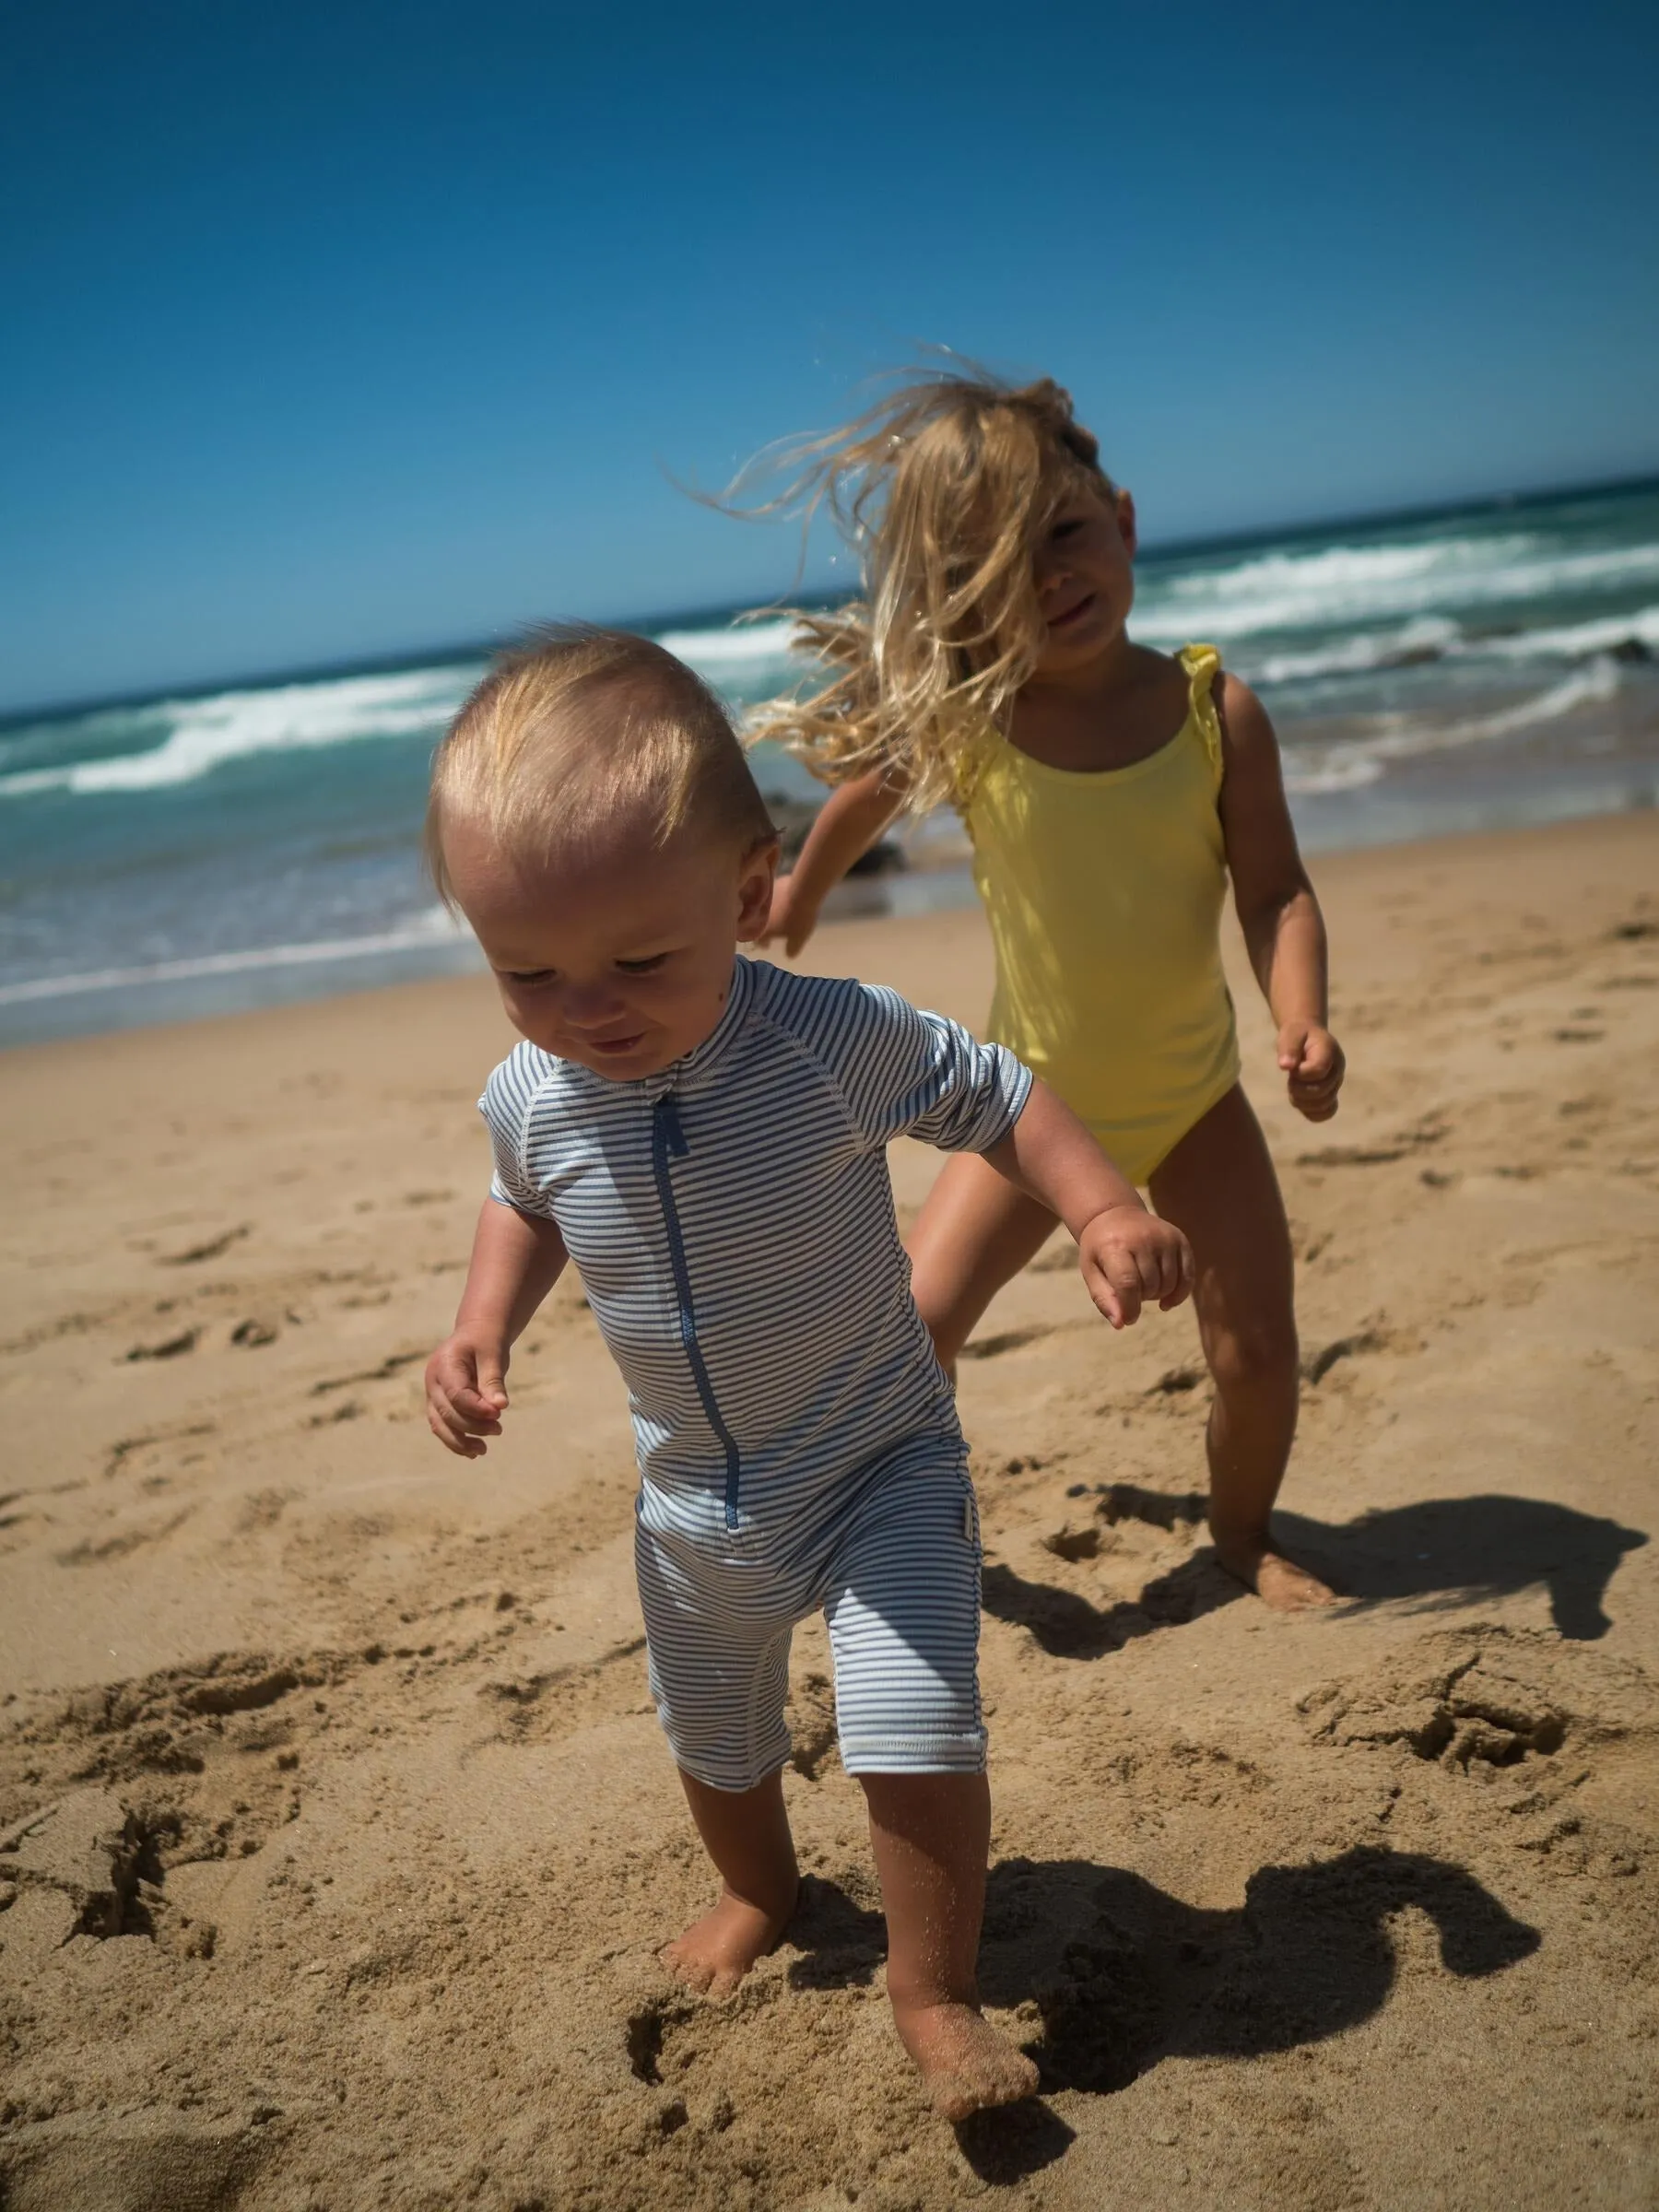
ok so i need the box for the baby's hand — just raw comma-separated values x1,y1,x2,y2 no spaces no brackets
426,1334,510,1458
1077,1206,1194,1330
1277,1020,1346,1123
754,872,820,958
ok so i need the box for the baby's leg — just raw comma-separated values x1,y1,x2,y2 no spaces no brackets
663,1765,799,1997
1149,1085,1334,1611
907,1149,1058,1375
636,1524,801,1994
863,1771,1038,2120
828,1453,1036,2118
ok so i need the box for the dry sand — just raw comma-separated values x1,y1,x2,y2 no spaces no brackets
2,810,1656,2212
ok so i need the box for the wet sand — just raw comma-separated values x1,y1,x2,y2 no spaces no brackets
2,810,1656,2211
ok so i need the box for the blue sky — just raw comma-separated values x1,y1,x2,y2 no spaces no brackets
4,1,1656,713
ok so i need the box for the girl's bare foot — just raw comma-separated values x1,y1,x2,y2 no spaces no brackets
662,1881,797,1998
893,1998,1040,2121
1217,1538,1335,1611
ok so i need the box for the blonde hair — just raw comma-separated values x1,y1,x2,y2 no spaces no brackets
731,368,1114,811
425,625,776,907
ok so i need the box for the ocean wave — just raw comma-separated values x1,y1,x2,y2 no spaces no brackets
1138,535,1659,643
1251,618,1463,684
653,617,802,667
1476,603,1659,662
1282,658,1624,794
0,906,474,1006
0,664,480,800
1248,600,1659,685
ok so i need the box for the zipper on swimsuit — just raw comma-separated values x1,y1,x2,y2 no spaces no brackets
651,1092,742,1531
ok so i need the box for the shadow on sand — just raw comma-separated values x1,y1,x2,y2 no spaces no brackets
982,1487,1648,1657
784,1845,1539,2183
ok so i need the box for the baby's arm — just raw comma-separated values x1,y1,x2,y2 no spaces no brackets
986,1081,1194,1329
759,766,911,954
426,1197,569,1458
1216,674,1346,1123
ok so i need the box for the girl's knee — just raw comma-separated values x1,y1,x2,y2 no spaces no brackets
1206,1320,1299,1394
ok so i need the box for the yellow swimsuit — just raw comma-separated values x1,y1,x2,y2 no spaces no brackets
961,644,1240,1186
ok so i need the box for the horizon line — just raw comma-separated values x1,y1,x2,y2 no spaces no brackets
5,465,1656,731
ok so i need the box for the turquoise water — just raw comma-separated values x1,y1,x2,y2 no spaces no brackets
3,479,1656,1047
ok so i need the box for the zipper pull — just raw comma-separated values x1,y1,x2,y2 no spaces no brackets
656,1093,689,1159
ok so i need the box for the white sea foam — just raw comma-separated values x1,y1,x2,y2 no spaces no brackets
1476,603,1659,661
0,664,480,801
6,509,1655,812
1137,535,1659,643
1282,658,1624,794
1252,618,1463,684
0,905,474,1006
653,617,801,668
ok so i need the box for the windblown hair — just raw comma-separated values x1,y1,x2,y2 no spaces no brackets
732,368,1114,811
425,626,776,908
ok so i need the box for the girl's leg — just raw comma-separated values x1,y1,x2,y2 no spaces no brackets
663,1766,800,1996
907,1150,1059,1373
861,1771,1038,2120
1147,1084,1334,1611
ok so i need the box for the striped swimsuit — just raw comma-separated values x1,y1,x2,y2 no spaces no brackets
480,954,1032,1791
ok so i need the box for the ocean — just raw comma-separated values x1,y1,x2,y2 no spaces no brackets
3,478,1656,1048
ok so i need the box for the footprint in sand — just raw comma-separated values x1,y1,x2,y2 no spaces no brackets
1042,1525,1102,1563
1301,1328,1390,1385
158,1224,250,1267
102,1423,216,1481
960,1324,1056,1361
56,1509,194,1566
124,1328,199,1362
308,1347,426,1396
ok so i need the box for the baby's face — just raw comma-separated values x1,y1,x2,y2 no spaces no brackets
447,815,778,1079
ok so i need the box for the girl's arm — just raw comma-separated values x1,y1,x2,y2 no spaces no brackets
986,1079,1194,1329
759,766,911,954
1215,674,1347,1124
426,1197,570,1457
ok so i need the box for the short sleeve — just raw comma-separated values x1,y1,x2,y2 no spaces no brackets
479,1048,556,1217
824,980,1033,1155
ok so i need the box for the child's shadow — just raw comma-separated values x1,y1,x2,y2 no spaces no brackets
981,1844,1539,2080
786,1847,1538,2183
982,1486,1648,1654
784,1874,888,1991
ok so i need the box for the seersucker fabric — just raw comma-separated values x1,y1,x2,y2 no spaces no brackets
478,953,1033,1788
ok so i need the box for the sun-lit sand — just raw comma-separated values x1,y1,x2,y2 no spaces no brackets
2,811,1656,2209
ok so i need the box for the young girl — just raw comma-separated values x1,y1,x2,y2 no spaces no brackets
737,370,1346,1610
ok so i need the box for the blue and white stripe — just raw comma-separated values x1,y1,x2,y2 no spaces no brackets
479,953,1032,1788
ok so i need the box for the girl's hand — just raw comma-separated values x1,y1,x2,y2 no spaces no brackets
1277,1020,1346,1123
1077,1206,1194,1330
755,871,821,957
426,1333,511,1458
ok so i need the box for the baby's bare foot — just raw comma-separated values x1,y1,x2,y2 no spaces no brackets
661,1884,796,1998
1218,1540,1336,1612
894,1999,1040,2122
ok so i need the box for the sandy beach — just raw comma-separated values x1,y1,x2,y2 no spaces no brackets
2,808,1656,2211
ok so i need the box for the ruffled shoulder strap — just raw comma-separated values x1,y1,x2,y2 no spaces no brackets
1178,643,1225,790
947,712,1004,818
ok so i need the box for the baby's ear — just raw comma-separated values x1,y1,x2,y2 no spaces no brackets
1115,488,1138,558
736,838,782,938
